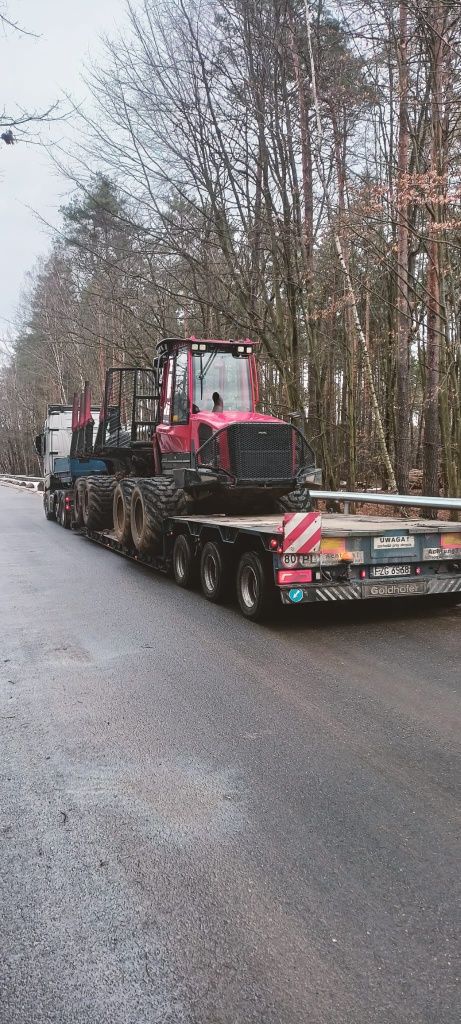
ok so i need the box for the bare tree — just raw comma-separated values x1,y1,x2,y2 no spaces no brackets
0,2,60,145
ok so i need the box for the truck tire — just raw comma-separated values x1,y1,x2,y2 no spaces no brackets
173,533,198,589
57,492,70,529
83,476,116,531
74,478,86,527
113,479,138,546
130,478,187,555
44,494,56,521
60,503,70,529
277,488,313,513
236,550,278,622
200,541,230,603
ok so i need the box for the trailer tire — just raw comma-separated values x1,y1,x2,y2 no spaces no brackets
200,541,230,603
277,488,313,513
130,477,187,555
83,476,116,531
236,550,278,622
113,479,138,546
173,533,197,589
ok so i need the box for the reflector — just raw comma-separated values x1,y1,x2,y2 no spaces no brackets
277,569,313,585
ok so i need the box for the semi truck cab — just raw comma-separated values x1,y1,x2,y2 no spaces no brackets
35,405,106,523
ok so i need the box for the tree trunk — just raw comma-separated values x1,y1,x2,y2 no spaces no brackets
395,2,411,492
423,2,444,501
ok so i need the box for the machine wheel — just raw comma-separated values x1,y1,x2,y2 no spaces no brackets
173,533,198,589
130,477,187,555
277,488,313,513
74,478,86,527
236,550,278,622
113,479,138,545
200,541,230,603
83,476,116,531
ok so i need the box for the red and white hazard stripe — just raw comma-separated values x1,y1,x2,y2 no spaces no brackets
282,511,322,555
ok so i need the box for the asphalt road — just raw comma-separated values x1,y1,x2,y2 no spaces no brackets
1,485,460,1024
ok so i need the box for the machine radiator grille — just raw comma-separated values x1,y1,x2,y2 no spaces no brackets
196,422,315,484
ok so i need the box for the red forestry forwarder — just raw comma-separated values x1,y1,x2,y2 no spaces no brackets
72,337,321,554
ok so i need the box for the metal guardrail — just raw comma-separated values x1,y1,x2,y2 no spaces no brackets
310,489,461,513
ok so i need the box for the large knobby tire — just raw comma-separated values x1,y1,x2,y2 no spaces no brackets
277,487,313,514
130,477,187,555
83,476,116,531
200,541,230,603
173,533,198,589
113,479,139,546
74,478,87,527
236,550,278,622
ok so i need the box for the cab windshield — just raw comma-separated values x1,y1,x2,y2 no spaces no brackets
192,350,252,413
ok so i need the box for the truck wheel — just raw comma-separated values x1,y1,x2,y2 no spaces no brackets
58,495,71,529
173,533,197,589
130,478,187,555
113,479,138,545
44,494,56,521
236,550,278,622
277,488,313,513
74,478,86,527
57,493,64,527
200,541,230,603
83,476,116,531
60,506,70,528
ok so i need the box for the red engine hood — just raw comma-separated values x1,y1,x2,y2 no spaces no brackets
192,411,286,430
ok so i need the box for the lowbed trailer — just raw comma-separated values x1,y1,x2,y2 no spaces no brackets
78,508,461,622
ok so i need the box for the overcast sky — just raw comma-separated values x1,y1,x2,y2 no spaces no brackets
0,0,128,332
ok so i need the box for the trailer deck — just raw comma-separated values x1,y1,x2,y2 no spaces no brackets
173,512,461,536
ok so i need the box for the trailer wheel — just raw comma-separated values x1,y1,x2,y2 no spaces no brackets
236,550,278,622
173,533,198,589
130,478,187,555
74,478,86,527
83,476,116,531
113,479,138,545
200,541,230,603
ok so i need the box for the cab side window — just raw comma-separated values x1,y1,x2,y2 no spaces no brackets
172,348,189,424
162,358,173,424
